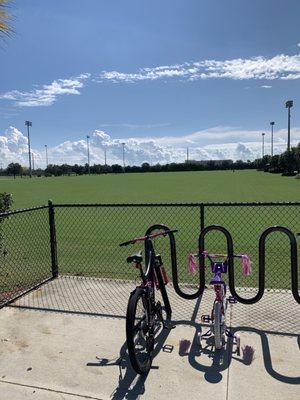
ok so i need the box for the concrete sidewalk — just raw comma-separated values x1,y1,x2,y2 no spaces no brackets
0,307,299,400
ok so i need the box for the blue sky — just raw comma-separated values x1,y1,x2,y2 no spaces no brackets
1,0,300,166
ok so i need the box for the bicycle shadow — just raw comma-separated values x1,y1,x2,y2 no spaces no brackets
174,319,233,383
87,319,299,399
176,319,300,385
87,323,172,400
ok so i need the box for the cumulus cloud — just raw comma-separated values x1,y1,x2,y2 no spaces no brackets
47,130,175,166
0,126,42,167
0,73,90,107
98,54,300,83
1,126,299,169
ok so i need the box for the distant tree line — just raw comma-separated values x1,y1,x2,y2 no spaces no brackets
253,143,300,176
0,159,255,177
1,143,299,178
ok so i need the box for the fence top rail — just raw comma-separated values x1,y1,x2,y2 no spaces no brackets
202,201,300,207
1,201,299,217
0,205,48,217
52,201,300,208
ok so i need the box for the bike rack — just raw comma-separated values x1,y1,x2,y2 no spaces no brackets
199,225,264,304
199,224,299,305
145,224,205,301
259,226,299,305
145,224,299,306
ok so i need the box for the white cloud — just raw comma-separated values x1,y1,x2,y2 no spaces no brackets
261,85,272,89
1,126,299,169
0,73,90,107
0,126,42,167
2,52,300,110
98,54,300,83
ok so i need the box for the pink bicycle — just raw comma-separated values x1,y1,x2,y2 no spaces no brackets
189,251,251,353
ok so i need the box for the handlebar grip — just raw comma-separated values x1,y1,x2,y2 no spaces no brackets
120,228,178,246
119,240,134,247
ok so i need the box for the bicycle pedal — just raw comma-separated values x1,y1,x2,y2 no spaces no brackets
162,344,174,353
164,322,176,330
201,314,211,323
228,296,237,304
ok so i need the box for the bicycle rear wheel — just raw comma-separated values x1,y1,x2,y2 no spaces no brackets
126,288,153,374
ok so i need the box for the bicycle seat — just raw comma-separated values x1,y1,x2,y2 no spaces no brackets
127,251,143,263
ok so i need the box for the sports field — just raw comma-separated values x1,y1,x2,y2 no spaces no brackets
0,170,299,297
0,170,299,208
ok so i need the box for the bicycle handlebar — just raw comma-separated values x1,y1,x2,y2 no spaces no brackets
119,229,178,247
194,251,243,258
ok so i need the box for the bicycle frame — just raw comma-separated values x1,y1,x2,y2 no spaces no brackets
210,260,227,304
120,229,176,320
199,253,241,351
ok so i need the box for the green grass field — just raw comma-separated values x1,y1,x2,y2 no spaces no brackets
0,170,299,209
0,170,299,301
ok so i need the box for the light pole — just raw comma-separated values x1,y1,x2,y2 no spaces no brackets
122,142,125,170
32,153,35,171
285,100,293,152
186,147,189,163
104,148,107,166
262,132,265,158
25,121,32,178
45,145,49,167
270,122,275,157
86,135,90,174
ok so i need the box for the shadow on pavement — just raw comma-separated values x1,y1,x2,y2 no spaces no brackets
87,324,171,400
177,319,300,385
87,315,299,400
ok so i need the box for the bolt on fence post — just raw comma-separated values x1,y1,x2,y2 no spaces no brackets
48,199,58,278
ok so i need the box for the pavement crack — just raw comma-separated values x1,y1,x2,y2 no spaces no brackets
0,379,104,400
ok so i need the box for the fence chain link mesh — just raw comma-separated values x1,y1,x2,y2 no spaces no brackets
0,207,52,307
1,202,299,334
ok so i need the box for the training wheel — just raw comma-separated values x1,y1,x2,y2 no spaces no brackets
197,332,202,348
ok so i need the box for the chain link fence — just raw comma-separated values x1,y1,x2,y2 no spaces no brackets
0,206,52,307
204,203,300,291
1,202,299,333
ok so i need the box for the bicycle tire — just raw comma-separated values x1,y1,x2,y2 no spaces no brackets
126,288,153,374
213,301,223,350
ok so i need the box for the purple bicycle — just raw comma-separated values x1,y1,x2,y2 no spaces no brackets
189,251,252,352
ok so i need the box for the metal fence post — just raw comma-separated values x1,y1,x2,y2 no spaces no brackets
48,199,58,278
200,203,205,231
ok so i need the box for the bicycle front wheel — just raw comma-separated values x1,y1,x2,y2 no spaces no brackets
126,288,153,374
213,301,223,350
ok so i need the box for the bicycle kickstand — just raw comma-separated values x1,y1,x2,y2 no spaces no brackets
157,303,175,330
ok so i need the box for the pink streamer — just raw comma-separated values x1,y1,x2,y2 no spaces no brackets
188,254,198,274
241,254,252,276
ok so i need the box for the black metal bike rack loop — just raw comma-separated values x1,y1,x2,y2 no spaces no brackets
199,225,265,304
145,224,204,300
259,226,299,305
144,224,299,306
